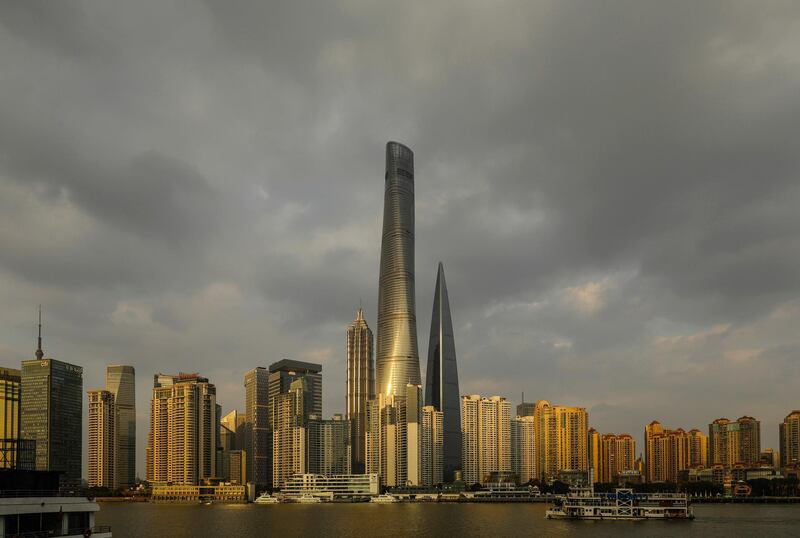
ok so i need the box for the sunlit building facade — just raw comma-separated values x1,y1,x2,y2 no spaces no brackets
780,411,800,470
376,141,421,396
511,415,536,484
146,373,218,486
709,416,761,467
87,389,116,488
461,395,511,485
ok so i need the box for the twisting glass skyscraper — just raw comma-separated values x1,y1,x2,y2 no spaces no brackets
424,262,461,481
377,141,421,396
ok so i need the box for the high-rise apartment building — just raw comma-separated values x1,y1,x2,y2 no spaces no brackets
272,378,308,489
593,433,636,483
421,405,443,486
461,395,511,485
376,141,421,396
105,365,136,488
644,421,708,482
687,429,708,468
346,308,374,474
511,415,536,484
532,401,588,482
146,373,218,485
244,367,270,488
780,411,800,469
709,416,761,467
365,385,423,487
87,389,116,488
308,414,352,476
21,358,83,488
424,262,461,482
0,367,21,469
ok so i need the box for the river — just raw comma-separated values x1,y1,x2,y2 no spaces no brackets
95,502,800,537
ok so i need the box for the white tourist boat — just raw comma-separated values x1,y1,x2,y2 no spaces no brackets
370,493,400,504
295,493,322,504
546,486,694,520
254,493,281,504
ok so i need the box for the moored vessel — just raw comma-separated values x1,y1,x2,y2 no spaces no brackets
546,487,694,520
370,493,400,504
254,493,281,504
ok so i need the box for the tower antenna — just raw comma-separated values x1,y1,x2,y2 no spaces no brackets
35,305,44,360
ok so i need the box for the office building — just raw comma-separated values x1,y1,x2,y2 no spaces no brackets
243,367,269,488
780,411,800,469
517,400,536,418
376,141,421,396
511,415,536,484
105,365,136,488
346,307,374,473
21,357,83,488
0,367,22,469
424,262,461,481
461,395,511,485
268,360,322,420
421,405,443,485
87,390,115,488
228,450,246,484
146,373,218,485
709,416,761,467
365,384,423,487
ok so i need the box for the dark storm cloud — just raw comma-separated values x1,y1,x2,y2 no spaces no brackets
1,0,799,473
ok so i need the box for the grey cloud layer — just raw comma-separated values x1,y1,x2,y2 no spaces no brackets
1,0,799,474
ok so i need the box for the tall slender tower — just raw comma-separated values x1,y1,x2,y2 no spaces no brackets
106,365,136,488
376,141,420,395
346,307,374,473
424,262,461,481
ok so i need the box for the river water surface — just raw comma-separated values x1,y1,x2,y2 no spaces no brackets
95,502,800,537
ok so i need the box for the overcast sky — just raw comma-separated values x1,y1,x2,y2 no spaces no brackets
2,1,800,478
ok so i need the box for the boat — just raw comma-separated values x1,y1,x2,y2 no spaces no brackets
370,493,400,504
546,487,694,520
295,493,322,504
0,470,112,537
254,493,281,504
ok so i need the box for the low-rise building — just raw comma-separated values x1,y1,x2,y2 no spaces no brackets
280,474,379,499
150,483,247,503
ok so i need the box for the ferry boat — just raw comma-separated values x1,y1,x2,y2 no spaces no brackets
370,493,400,504
0,470,112,537
254,493,281,504
546,486,694,520
295,493,322,504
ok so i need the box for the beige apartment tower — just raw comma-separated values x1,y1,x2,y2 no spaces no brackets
146,373,218,485
87,389,116,488
780,410,800,469
533,401,588,482
364,384,423,487
709,416,761,467
511,415,536,484
421,405,443,486
461,395,511,485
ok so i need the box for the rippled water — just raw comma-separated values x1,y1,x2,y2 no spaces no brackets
95,502,800,537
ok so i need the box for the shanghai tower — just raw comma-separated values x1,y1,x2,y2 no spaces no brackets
424,262,461,481
376,141,421,395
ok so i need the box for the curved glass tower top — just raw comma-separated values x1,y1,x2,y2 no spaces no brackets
376,141,421,395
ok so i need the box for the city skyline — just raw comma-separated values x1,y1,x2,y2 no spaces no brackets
2,1,800,481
